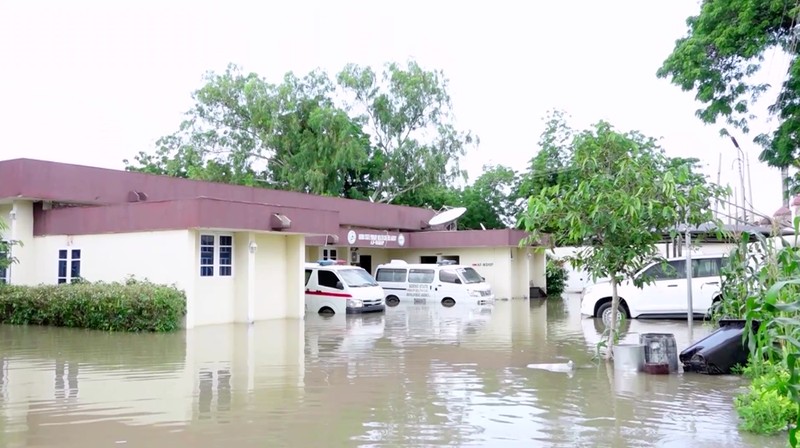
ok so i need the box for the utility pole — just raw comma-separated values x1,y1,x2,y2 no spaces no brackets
716,152,722,220
782,166,790,208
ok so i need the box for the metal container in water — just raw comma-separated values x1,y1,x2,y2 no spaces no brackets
612,343,644,372
640,333,678,373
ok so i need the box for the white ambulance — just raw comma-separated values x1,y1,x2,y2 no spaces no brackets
304,260,386,315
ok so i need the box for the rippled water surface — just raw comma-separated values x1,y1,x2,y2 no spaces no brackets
0,296,789,447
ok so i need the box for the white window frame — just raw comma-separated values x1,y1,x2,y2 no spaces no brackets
199,233,234,278
57,248,82,284
320,247,338,261
0,240,9,284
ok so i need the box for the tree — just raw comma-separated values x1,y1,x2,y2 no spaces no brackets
458,164,518,230
337,60,478,203
514,110,580,232
520,116,728,359
390,184,461,211
125,60,473,202
0,219,18,282
656,1,800,171
124,64,372,197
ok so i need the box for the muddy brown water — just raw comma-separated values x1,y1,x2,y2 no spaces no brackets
0,295,789,447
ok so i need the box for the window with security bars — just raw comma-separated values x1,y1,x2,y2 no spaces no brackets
200,234,234,277
57,249,81,284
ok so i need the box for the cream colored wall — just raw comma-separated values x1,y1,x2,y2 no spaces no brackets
531,248,546,291
511,248,531,298
33,230,192,286
284,235,305,319
306,245,342,261
232,232,299,323
189,231,235,327
16,225,303,328
352,248,391,275
0,201,36,285
253,233,288,320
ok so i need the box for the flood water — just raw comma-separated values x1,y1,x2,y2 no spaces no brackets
0,295,789,448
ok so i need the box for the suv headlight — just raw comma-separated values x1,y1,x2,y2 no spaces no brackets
347,299,363,308
469,290,480,297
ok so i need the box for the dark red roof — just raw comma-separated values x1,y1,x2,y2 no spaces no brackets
0,158,434,232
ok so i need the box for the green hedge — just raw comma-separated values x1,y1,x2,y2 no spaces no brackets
545,258,569,298
0,279,186,332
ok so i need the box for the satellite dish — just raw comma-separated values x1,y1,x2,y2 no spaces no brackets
428,207,467,227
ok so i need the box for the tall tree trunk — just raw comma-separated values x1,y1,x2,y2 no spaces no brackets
606,277,620,361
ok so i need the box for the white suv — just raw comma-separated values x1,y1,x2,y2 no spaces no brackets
580,254,726,322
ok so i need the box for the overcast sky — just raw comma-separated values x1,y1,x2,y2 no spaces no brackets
0,0,791,219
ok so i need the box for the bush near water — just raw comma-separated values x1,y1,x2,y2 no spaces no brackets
0,277,186,332
545,259,569,298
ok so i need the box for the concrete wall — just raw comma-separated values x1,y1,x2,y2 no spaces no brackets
1,202,306,328
0,201,37,285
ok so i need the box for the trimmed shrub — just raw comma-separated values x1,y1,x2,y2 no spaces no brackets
545,258,569,298
0,278,186,332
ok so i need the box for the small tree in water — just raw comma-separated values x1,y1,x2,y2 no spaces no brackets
520,114,727,359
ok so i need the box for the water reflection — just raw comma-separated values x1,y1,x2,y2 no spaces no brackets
0,297,789,447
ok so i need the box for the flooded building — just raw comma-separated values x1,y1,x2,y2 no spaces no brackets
0,158,546,328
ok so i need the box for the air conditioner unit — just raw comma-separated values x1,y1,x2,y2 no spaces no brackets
350,248,359,264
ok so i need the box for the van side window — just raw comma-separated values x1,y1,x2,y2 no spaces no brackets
376,268,407,282
304,269,312,286
318,270,343,289
439,269,461,284
408,269,435,283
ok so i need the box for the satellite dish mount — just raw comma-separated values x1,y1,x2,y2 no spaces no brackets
427,206,467,231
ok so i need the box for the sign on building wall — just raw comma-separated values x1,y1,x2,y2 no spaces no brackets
345,229,406,248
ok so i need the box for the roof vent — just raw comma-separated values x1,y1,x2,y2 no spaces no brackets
128,191,148,202
270,213,291,230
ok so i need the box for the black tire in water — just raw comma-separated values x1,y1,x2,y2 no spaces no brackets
597,300,625,325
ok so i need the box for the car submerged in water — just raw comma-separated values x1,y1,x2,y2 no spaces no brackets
580,254,726,323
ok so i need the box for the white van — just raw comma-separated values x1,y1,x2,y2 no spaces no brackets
374,260,495,307
305,260,386,315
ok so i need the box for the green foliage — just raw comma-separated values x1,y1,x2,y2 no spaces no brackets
656,0,800,173
457,164,519,229
338,60,477,203
391,164,519,230
125,60,477,204
124,65,372,198
517,111,576,198
735,361,798,435
714,217,800,445
545,257,569,297
0,218,21,275
520,114,728,358
0,278,186,332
